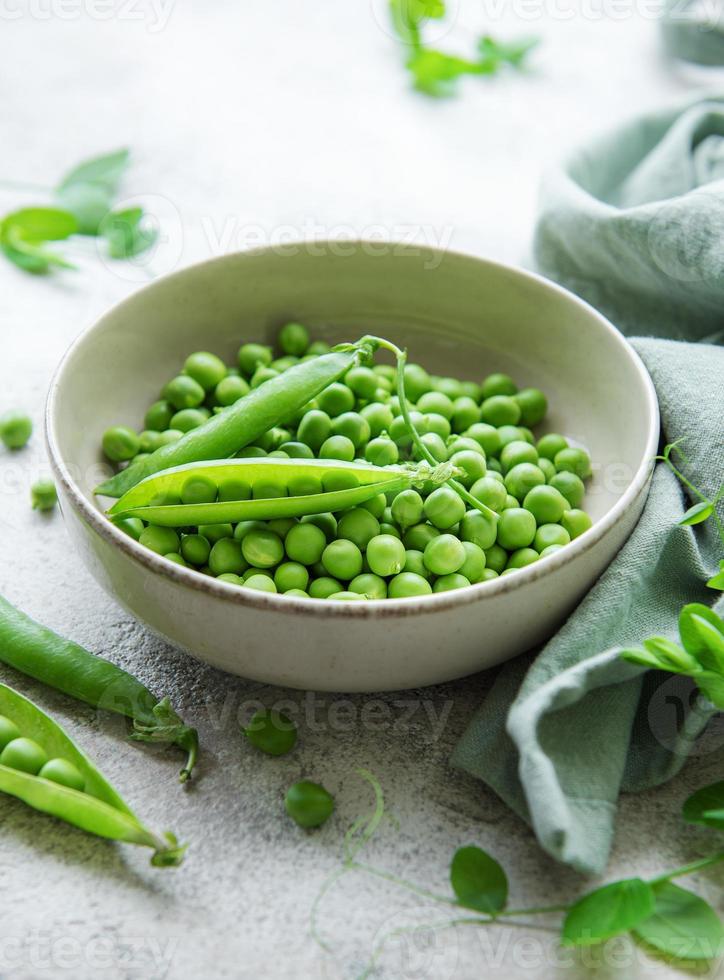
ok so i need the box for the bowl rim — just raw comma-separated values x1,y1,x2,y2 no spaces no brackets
45,241,660,620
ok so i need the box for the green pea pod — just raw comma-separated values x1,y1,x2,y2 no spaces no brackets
0,594,198,783
108,457,454,528
95,338,377,498
0,683,185,866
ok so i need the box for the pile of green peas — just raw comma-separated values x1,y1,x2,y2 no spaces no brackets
104,322,594,600
0,713,86,791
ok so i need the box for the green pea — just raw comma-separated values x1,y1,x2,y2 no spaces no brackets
158,429,184,446
345,366,378,400
279,322,310,356
238,342,272,376
272,355,300,373
361,493,387,520
388,572,433,598
31,479,57,512
288,473,323,496
514,388,548,427
317,383,355,418
322,470,359,492
331,412,370,449
402,549,430,579
537,433,568,461
503,494,520,510
480,568,499,581
268,517,297,539
138,430,163,454
164,552,188,566
144,399,173,432
465,423,501,457
500,440,538,474
538,458,557,481
549,471,586,508
360,402,394,438
102,425,140,462
391,490,424,531
534,524,571,552
403,363,432,401
184,351,227,391
215,375,250,406
274,562,310,593
163,375,205,410
181,533,211,566
469,476,507,512
403,523,441,551
484,544,508,574
244,573,278,593
433,573,471,592
0,715,21,750
446,436,485,458
322,540,363,580
242,529,285,568
278,441,315,459
180,474,217,505
451,397,481,433
139,525,180,555
506,547,539,570
416,432,447,463
284,589,310,597
39,758,86,791
115,517,144,540
424,413,452,440
170,408,209,433
349,573,388,599
417,391,454,420
539,544,565,559
424,534,465,576
523,485,568,525
301,512,338,540
561,509,593,539
244,708,298,756
497,508,536,550
389,411,426,448
337,509,381,550
199,523,234,543
1,737,48,774
365,436,399,466
217,478,252,502
297,410,333,452
307,340,331,356
555,447,592,480
449,450,486,488
459,510,498,550
209,538,246,576
481,373,517,399
424,486,465,530
459,541,486,583
480,395,521,427
504,463,546,501
251,366,280,388
309,576,343,598
0,411,32,450
285,780,335,828
366,534,406,576
433,377,464,399
496,424,526,448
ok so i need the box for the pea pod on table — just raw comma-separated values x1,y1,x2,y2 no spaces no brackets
95,337,378,498
0,683,185,866
107,457,455,528
0,595,198,782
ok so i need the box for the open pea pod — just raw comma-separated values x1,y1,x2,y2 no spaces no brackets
0,684,184,866
108,457,453,528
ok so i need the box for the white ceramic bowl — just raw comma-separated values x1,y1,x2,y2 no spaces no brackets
46,244,658,692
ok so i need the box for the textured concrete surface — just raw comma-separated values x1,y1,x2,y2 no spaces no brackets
1,3,722,978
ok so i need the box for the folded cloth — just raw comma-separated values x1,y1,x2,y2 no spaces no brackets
662,0,724,66
451,98,724,876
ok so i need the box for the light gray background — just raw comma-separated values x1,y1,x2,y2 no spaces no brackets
1,2,722,977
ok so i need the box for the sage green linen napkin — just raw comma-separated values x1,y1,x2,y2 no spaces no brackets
662,0,724,66
451,98,724,875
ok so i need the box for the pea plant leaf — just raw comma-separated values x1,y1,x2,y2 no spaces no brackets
56,148,130,235
450,845,508,915
407,49,486,96
57,148,130,196
679,501,714,527
100,207,157,259
708,561,724,591
478,35,539,69
682,780,724,829
632,882,724,960
695,670,724,709
390,0,444,47
561,878,655,946
0,207,78,274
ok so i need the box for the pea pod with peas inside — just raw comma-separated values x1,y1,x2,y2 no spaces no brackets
0,594,197,782
0,683,185,866
107,457,456,528
95,338,379,498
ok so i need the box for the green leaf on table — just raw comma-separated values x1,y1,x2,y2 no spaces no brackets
679,604,724,668
100,207,157,259
390,0,445,46
478,35,539,70
0,207,78,274
682,780,724,828
679,501,714,527
632,881,723,960
450,845,508,914
57,148,130,196
56,149,129,235
561,878,655,946
707,561,724,591
407,48,485,96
